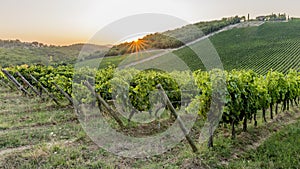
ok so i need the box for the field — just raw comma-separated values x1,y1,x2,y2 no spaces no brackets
134,20,300,74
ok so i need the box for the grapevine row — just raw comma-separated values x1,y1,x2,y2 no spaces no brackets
0,65,299,148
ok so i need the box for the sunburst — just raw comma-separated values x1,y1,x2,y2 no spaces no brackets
127,39,148,53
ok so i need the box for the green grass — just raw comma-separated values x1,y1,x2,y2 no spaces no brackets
225,118,300,169
0,123,83,150
0,109,77,130
1,88,298,168
134,20,300,74
2,107,295,169
0,88,82,150
0,89,75,131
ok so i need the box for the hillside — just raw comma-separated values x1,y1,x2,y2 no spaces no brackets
0,40,108,67
2,16,299,74
134,19,300,74
212,19,300,73
105,16,241,56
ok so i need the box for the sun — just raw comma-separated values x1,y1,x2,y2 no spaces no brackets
126,39,148,53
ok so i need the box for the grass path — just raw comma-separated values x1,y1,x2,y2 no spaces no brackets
225,108,300,164
0,145,33,157
0,86,81,155
224,108,300,168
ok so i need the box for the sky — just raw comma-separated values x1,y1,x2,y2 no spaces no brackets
0,0,299,45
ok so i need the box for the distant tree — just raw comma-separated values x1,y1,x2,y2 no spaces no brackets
32,41,39,47
241,16,246,22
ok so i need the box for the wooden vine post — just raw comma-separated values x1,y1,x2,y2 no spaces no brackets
84,81,124,128
16,72,41,97
1,69,30,96
156,84,198,153
29,74,60,105
52,82,74,106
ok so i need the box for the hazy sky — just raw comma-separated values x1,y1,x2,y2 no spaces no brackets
1,0,299,45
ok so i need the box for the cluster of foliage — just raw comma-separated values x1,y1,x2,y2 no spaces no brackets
0,39,49,48
1,66,184,111
2,65,74,99
255,13,288,21
190,69,300,142
0,68,5,79
105,16,241,56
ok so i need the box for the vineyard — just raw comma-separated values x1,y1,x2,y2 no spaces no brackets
134,19,300,74
0,20,300,168
1,65,299,148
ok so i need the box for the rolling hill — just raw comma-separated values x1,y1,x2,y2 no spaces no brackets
133,19,300,74
0,40,108,67
1,17,299,75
